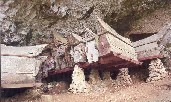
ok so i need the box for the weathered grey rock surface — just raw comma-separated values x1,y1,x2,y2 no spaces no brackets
1,0,170,46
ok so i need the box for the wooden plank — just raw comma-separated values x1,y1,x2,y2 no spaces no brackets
133,34,161,47
1,44,48,57
49,67,73,75
98,33,138,61
98,34,111,56
133,23,171,48
1,56,46,84
134,41,158,52
99,52,140,66
137,47,162,60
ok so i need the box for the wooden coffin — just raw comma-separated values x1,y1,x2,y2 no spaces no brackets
133,23,171,61
96,17,139,67
1,44,47,88
1,44,48,57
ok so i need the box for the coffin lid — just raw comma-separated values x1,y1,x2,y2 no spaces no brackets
1,44,48,57
97,16,132,45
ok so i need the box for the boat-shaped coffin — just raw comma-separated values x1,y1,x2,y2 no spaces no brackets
133,23,171,61
1,44,48,88
96,17,140,68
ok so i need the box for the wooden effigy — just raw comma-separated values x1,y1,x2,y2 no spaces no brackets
133,23,171,61
96,17,140,69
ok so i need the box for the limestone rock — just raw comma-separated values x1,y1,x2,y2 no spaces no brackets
114,68,132,86
89,69,101,85
69,65,89,93
103,71,112,81
41,95,53,102
146,58,168,82
70,43,86,63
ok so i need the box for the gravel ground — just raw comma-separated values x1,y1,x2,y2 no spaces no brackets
2,73,171,102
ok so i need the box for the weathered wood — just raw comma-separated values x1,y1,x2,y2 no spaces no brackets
135,41,158,52
1,56,47,85
99,52,140,69
96,17,138,63
97,16,132,46
159,29,171,48
133,22,171,61
98,33,138,61
1,44,48,57
133,34,161,47
71,33,84,42
137,47,161,60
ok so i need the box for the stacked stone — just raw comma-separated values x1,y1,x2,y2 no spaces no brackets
103,71,112,81
69,65,88,93
146,58,168,82
89,69,101,85
114,68,132,86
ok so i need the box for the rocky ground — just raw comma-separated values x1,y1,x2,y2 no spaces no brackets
2,72,171,102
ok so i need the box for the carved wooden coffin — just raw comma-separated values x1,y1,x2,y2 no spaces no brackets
1,56,46,85
96,17,138,64
133,23,171,61
1,44,47,88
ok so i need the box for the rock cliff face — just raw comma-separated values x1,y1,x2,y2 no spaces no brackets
0,0,170,46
